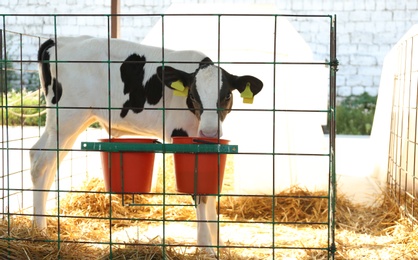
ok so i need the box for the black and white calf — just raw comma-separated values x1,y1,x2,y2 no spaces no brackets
31,36,263,253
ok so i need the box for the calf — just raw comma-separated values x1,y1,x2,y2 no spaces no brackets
31,36,263,254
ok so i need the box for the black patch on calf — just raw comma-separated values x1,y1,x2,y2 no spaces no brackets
120,54,146,117
145,74,163,105
51,78,63,104
37,39,55,97
199,57,213,69
184,57,213,117
187,89,203,119
120,54,163,118
171,128,189,137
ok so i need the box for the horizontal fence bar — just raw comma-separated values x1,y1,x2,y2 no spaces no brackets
2,235,329,252
0,13,332,18
2,146,330,157
1,58,330,67
15,212,328,227
1,105,331,114
1,187,330,200
81,141,238,154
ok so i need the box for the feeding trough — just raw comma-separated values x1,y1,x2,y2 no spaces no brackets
99,138,157,193
82,137,237,194
172,137,229,195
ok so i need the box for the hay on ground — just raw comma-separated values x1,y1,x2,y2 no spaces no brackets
0,161,417,259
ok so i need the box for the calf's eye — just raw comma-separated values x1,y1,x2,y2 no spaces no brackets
225,92,232,101
189,93,196,101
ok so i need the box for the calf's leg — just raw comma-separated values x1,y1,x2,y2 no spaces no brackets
195,195,224,255
30,131,60,230
30,111,94,230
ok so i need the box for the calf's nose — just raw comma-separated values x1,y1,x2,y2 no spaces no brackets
199,130,219,138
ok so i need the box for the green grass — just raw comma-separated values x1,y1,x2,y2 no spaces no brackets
336,93,377,135
1,90,102,128
1,90,46,126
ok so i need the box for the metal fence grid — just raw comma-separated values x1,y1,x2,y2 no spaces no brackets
388,33,418,224
0,13,337,259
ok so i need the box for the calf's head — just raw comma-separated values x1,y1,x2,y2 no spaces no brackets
157,59,263,138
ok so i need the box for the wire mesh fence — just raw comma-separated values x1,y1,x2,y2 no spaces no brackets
387,32,418,225
0,13,336,259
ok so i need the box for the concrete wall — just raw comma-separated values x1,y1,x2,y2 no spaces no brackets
1,0,417,98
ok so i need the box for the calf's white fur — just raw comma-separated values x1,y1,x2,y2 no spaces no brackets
31,36,263,254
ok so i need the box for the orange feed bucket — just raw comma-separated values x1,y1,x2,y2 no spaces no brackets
172,137,229,195
99,138,156,193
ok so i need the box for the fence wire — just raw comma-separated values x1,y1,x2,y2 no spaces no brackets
387,32,418,225
0,13,336,259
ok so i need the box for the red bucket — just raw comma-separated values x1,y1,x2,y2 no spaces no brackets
172,137,229,194
99,138,156,193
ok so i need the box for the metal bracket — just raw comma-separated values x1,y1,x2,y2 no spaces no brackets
330,59,339,72
81,142,238,154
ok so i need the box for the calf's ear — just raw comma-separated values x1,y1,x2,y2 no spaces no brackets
156,66,193,97
235,76,263,95
229,74,263,104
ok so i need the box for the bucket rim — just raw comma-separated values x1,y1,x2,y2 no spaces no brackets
172,136,230,143
99,137,159,142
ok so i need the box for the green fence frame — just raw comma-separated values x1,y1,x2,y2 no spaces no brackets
0,13,337,259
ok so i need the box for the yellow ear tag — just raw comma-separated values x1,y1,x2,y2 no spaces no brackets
174,87,189,97
171,80,189,97
171,80,185,91
240,82,254,104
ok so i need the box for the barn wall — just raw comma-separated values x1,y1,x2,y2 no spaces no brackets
1,0,418,98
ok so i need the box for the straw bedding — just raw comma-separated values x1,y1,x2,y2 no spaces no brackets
1,155,417,259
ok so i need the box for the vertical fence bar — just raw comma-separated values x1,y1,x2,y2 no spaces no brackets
0,27,4,222
106,14,114,258
388,47,397,200
1,17,11,240
216,14,221,259
51,14,63,257
272,14,278,259
160,13,167,259
412,36,418,222
328,14,338,259
0,22,7,239
0,28,3,95
19,33,24,211
398,42,406,212
405,38,412,220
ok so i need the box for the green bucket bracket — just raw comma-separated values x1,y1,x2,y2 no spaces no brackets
81,141,239,154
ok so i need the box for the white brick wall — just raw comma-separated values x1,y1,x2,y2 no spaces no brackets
280,0,418,97
1,0,417,98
